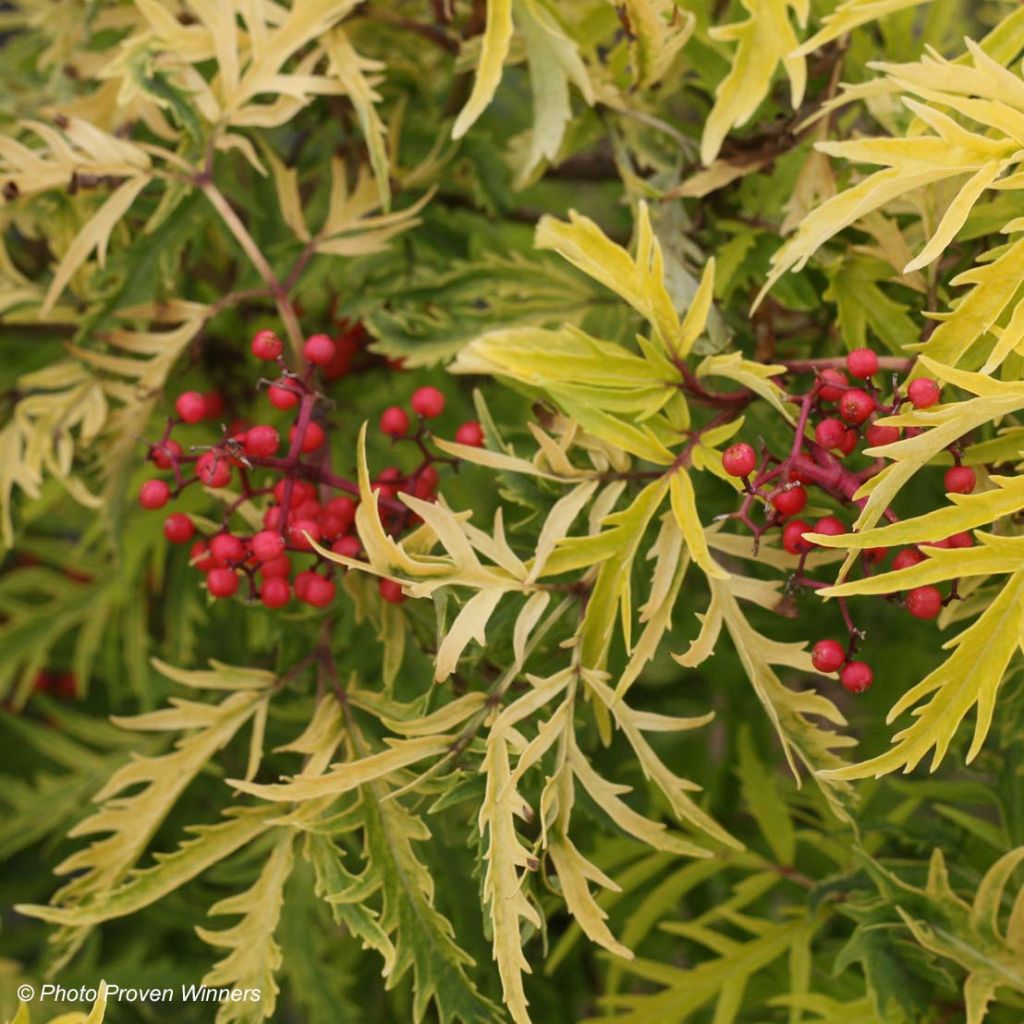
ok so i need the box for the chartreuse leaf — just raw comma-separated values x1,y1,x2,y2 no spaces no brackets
678,579,856,820
806,475,1024,553
760,41,1024,303
578,477,670,670
196,833,295,1024
17,807,279,928
701,0,808,165
592,908,820,1024
534,203,681,352
916,233,1024,370
820,571,1024,780
894,848,1024,1024
16,662,275,963
452,0,513,139
614,0,693,88
791,0,931,57
41,175,149,315
324,29,391,210
514,0,592,186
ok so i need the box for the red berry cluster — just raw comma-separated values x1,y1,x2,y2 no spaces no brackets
137,326,481,610
720,348,977,694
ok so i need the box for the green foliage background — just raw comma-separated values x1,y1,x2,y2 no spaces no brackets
1,2,1023,1023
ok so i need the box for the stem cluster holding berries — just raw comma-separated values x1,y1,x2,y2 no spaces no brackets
719,348,978,694
137,325,484,610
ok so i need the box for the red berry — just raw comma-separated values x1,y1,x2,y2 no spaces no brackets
325,496,356,531
410,386,445,419
203,392,224,421
893,547,924,571
864,546,889,564
274,479,316,506
251,530,285,562
818,368,848,402
908,378,940,409
175,391,206,424
865,422,901,447
414,473,437,500
814,515,845,537
303,574,336,608
260,555,291,579
838,429,859,456
294,571,317,601
190,541,216,571
196,452,231,488
840,661,873,694
943,465,976,494
206,567,238,598
380,406,410,437
53,672,77,699
292,500,322,523
268,381,300,410
811,639,845,674
163,513,194,544
244,425,280,458
251,329,283,361
323,330,361,380
260,577,291,609
289,519,322,549
379,578,406,604
332,535,361,559
210,533,245,566
815,418,845,450
290,421,325,453
722,443,756,477
139,479,170,510
846,348,879,379
263,506,284,531
152,439,183,469
772,486,808,518
906,585,942,620
455,421,484,447
303,334,336,367
947,531,974,549
782,519,814,555
319,512,347,538
839,388,875,425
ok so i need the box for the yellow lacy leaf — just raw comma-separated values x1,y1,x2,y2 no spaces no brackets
41,176,149,315
535,203,680,351
791,0,931,58
452,0,514,139
614,0,694,88
701,0,808,165
822,572,1024,780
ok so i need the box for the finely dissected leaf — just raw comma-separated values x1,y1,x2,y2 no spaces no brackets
452,0,514,139
594,910,819,1023
821,571,1024,780
894,848,1024,1024
792,0,931,58
17,807,279,927
361,780,500,1024
324,29,391,210
196,833,295,1024
683,579,856,820
701,0,808,165
41,176,149,315
230,735,453,802
514,0,592,186
615,0,694,88
535,203,680,352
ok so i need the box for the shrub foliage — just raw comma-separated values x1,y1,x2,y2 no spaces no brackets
2,2,1024,1023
